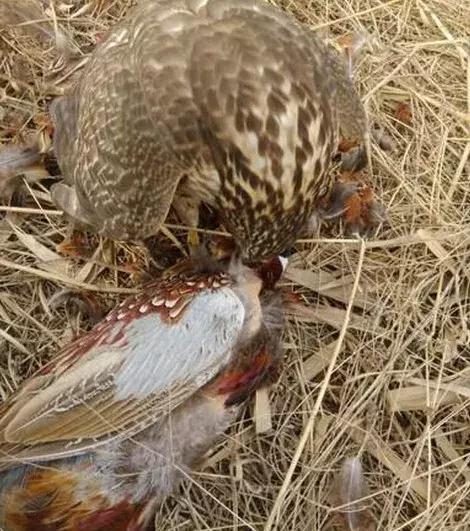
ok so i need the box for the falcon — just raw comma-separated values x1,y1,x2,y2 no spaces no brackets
50,0,375,263
0,256,285,530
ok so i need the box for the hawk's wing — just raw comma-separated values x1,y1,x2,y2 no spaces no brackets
51,11,186,238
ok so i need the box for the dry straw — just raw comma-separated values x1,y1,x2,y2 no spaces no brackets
0,0,469,529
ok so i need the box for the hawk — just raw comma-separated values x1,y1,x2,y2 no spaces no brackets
51,0,370,261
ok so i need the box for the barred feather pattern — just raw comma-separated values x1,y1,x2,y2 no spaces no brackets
49,0,366,261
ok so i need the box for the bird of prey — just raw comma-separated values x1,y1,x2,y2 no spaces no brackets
50,0,374,262
0,256,285,530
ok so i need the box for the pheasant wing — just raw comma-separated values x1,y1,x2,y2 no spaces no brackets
0,280,244,465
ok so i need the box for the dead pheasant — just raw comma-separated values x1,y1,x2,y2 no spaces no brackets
0,256,285,530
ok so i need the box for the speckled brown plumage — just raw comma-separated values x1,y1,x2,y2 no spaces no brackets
51,0,367,262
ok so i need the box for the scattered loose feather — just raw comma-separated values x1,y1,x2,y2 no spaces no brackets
337,32,369,79
334,457,375,531
0,0,74,56
0,145,40,179
0,145,45,199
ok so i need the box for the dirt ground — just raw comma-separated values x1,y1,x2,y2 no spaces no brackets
0,1,469,529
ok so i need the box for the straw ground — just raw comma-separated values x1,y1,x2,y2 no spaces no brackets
0,1,469,529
